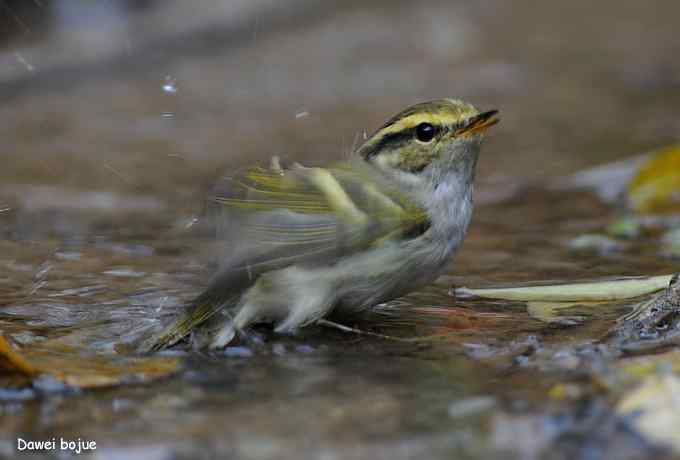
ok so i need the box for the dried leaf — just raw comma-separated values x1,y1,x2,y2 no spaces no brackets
0,335,179,389
0,335,36,375
454,274,673,302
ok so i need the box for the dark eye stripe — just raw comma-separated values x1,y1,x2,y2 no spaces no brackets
360,124,442,158
362,130,412,158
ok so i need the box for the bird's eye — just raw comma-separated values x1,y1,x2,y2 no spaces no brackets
415,123,435,143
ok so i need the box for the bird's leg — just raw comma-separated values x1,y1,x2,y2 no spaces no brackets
209,266,336,348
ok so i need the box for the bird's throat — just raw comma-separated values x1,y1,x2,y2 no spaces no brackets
425,176,474,252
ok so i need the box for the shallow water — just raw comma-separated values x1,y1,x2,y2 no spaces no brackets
1,1,680,459
1,184,677,460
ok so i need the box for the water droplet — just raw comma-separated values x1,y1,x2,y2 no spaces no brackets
14,52,34,72
162,75,177,94
184,217,199,229
156,296,169,313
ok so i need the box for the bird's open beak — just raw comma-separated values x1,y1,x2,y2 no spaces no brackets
456,110,500,136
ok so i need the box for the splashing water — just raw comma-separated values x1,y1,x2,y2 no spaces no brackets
14,52,35,72
162,75,178,94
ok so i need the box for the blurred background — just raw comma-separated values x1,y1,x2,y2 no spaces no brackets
1,0,679,217
1,3,680,459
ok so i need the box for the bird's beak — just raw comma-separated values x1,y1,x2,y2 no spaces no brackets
456,110,500,136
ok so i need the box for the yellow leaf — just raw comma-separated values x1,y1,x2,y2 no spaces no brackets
526,301,605,323
628,144,680,213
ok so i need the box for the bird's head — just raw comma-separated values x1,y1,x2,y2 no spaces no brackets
356,99,498,190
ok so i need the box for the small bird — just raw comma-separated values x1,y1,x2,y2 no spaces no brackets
143,99,498,351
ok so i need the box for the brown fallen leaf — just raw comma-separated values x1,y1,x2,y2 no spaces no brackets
0,334,179,389
0,335,36,376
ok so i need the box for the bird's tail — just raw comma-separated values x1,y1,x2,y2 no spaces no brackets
139,290,233,352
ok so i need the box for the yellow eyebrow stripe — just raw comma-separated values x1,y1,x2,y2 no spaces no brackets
373,107,479,140
355,99,481,158
386,113,460,132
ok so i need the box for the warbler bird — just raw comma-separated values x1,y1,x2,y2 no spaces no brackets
143,99,498,351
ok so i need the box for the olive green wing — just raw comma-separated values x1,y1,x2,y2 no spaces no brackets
141,160,428,351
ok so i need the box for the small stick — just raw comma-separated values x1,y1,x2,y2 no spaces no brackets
317,319,445,343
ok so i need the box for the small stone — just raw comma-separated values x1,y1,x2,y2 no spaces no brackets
32,375,73,394
568,234,625,255
294,344,315,354
606,217,642,239
661,228,680,258
448,396,496,418
223,346,253,358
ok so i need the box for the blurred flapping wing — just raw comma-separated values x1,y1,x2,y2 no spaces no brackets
142,159,428,351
